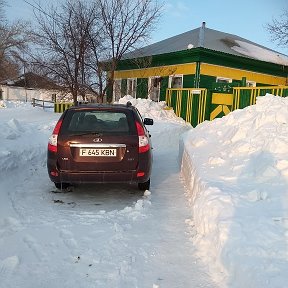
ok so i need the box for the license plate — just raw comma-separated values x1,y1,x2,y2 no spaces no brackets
80,148,117,157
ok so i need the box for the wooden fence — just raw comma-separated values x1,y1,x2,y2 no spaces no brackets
32,98,54,109
166,88,207,127
233,86,288,110
166,86,288,126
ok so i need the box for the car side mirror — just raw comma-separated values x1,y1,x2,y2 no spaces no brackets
143,118,153,125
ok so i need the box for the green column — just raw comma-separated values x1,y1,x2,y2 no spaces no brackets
194,62,201,88
241,77,247,87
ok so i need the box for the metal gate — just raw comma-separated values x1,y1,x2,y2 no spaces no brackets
166,88,207,127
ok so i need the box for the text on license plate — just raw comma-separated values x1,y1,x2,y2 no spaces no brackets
80,148,117,157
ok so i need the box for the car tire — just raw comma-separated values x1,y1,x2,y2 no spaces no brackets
54,182,70,189
138,179,150,191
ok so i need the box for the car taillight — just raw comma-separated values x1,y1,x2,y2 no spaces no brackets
48,119,63,153
136,121,150,153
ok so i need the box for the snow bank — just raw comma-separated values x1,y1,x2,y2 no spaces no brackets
0,97,188,176
0,102,58,175
117,96,191,149
116,95,187,124
180,94,288,287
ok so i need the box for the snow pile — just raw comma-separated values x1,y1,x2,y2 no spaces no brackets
0,97,188,176
117,96,191,149
181,94,288,287
0,100,33,109
0,103,59,174
116,95,187,124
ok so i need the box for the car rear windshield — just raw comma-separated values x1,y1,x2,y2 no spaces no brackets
61,110,135,135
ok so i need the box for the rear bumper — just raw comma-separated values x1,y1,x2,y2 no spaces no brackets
48,169,150,184
47,149,152,185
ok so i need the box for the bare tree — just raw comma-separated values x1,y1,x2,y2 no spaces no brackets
89,0,162,100
31,1,98,104
32,0,162,104
0,0,33,81
266,10,288,50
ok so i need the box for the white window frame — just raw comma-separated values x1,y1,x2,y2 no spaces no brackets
246,80,256,87
169,74,183,88
148,76,161,101
113,79,122,102
127,78,137,98
216,77,232,83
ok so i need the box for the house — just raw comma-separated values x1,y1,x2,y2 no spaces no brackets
0,72,101,106
0,72,64,102
112,22,288,103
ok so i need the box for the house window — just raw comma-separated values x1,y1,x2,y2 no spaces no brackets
216,77,232,83
149,76,161,101
169,75,183,88
113,79,122,102
246,81,256,87
127,78,137,97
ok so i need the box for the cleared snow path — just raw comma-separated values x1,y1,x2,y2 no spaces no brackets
0,105,218,288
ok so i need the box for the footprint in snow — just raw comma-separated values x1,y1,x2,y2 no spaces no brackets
0,256,19,280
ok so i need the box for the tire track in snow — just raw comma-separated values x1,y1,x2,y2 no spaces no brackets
0,256,20,286
1,119,218,287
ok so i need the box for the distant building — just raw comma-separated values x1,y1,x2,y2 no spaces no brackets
111,23,288,102
5,72,62,90
0,72,64,102
0,72,100,103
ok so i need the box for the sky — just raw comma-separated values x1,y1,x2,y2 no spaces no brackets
4,0,288,55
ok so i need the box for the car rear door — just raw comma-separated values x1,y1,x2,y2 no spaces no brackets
57,108,139,172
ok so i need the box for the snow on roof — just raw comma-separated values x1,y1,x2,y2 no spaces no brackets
232,40,288,65
124,25,288,66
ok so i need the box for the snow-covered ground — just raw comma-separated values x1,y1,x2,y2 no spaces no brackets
0,95,288,287
0,99,215,288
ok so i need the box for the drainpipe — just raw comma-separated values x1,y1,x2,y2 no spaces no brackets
194,22,206,88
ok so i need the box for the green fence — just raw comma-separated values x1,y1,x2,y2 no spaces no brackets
166,88,207,127
166,86,288,126
233,86,288,110
54,102,74,113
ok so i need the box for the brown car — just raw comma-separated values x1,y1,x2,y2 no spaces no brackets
47,102,153,190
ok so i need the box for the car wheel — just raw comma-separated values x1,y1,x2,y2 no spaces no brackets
138,179,150,191
54,182,70,189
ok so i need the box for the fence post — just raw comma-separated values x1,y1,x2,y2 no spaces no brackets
32,98,35,107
